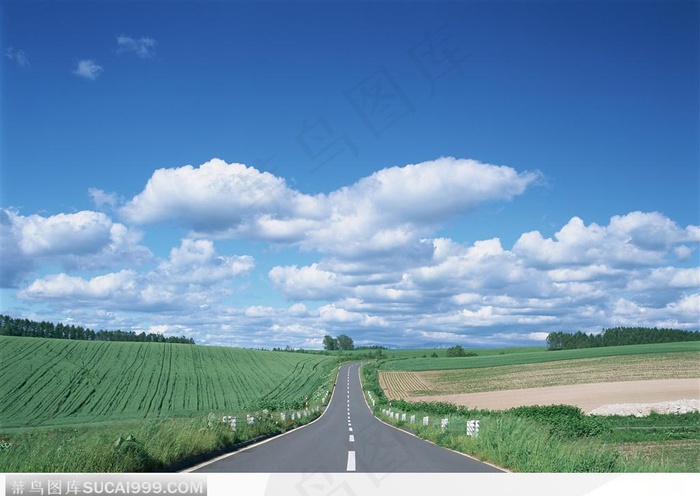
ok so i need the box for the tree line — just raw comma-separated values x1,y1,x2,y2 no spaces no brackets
0,314,195,344
323,334,354,350
546,326,699,351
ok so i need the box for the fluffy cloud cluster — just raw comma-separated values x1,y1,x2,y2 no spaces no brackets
513,212,699,267
5,158,699,348
120,157,540,257
20,239,254,311
265,211,699,347
1,209,151,287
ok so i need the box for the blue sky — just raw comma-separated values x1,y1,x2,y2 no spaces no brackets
2,1,698,348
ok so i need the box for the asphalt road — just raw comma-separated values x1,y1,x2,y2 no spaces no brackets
189,363,502,473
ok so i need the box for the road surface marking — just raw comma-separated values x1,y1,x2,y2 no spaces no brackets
349,435,354,442
349,427,353,432
347,451,356,471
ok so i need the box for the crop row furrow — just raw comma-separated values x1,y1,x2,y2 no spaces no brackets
1,336,336,428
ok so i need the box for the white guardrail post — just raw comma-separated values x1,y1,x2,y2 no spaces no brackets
222,416,237,431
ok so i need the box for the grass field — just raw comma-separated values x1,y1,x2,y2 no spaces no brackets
379,341,700,372
0,336,337,429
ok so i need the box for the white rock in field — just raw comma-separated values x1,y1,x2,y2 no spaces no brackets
590,399,700,417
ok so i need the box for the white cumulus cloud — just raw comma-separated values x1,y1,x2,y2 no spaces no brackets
0,209,151,287
120,157,540,260
513,212,697,268
19,238,254,310
73,59,103,80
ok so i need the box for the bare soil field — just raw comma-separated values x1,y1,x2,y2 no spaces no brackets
406,378,700,413
379,351,700,415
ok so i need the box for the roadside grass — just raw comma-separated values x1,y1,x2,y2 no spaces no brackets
600,412,700,472
376,404,621,472
362,362,700,472
0,409,323,472
379,342,700,372
612,440,700,472
381,351,700,397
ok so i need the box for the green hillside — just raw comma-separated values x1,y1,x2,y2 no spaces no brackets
0,336,337,429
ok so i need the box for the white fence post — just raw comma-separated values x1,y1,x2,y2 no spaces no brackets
231,417,237,431
247,414,255,425
401,413,406,421
467,420,480,437
280,412,286,421
441,418,449,431
410,415,416,423
422,416,429,426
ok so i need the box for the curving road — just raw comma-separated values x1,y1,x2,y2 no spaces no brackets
187,363,503,473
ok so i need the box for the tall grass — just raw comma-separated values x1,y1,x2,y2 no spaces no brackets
376,407,620,472
0,407,327,472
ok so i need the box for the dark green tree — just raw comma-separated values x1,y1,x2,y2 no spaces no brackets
323,334,338,350
446,345,466,357
336,334,354,351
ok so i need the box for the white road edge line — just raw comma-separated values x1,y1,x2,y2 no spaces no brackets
347,451,356,471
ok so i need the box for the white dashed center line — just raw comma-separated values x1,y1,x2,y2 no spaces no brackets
347,450,356,471
345,367,357,471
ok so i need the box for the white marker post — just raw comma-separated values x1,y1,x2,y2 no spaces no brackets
441,418,449,432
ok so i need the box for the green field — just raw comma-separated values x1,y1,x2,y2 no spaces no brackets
379,341,700,372
0,336,337,430
322,346,543,360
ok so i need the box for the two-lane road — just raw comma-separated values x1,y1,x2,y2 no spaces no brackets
189,363,502,473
